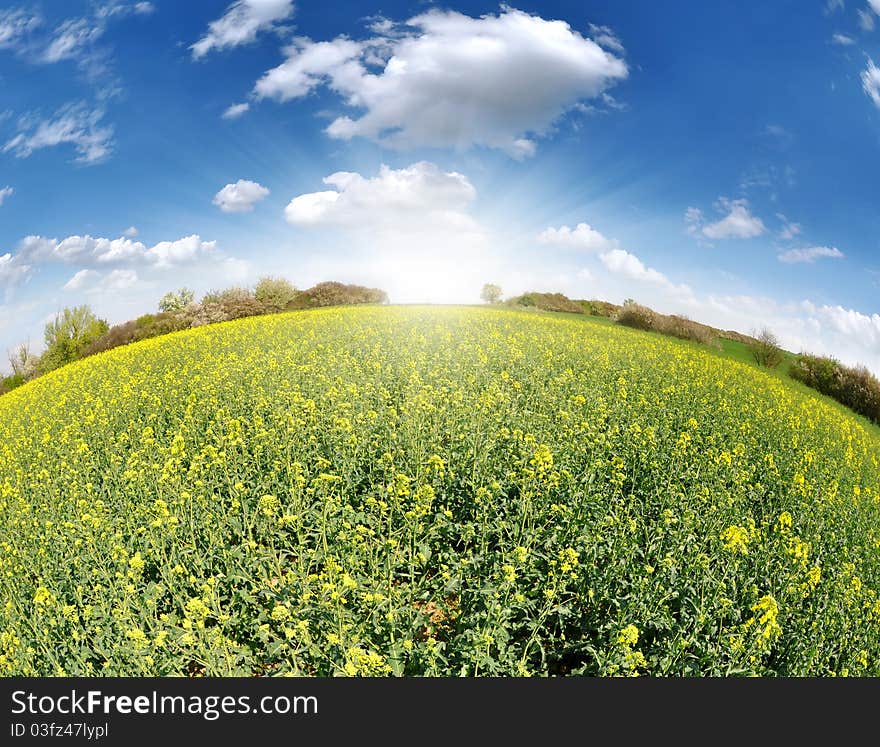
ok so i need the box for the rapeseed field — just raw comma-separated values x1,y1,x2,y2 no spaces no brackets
1,306,878,676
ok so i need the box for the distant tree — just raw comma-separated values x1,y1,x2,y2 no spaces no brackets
158,287,195,313
8,342,39,380
750,327,784,369
480,283,502,304
255,276,298,311
41,306,109,373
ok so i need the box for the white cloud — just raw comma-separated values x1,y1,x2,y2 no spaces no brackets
700,198,766,240
145,236,217,268
43,18,103,63
103,268,138,289
285,162,477,230
26,3,152,93
3,3,148,66
831,32,856,45
870,0,880,14
588,23,625,54
600,248,664,284
254,38,362,101
820,305,880,350
213,179,270,212
778,246,845,264
537,222,617,252
859,8,876,30
255,8,628,157
3,103,114,164
16,232,216,269
222,102,250,119
599,248,692,300
15,236,56,262
684,206,703,237
0,5,151,124
63,267,138,292
763,124,793,146
63,268,100,290
776,213,802,240
0,252,32,292
862,59,880,108
221,256,253,283
600,92,628,112
0,8,41,49
58,235,145,264
191,0,295,60
739,164,796,195
96,2,155,19
825,0,845,12
123,226,138,237
526,225,695,307
0,186,12,206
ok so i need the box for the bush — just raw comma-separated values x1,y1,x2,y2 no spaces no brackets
614,301,656,331
655,314,717,346
505,292,585,314
790,353,880,425
790,353,841,395
0,373,25,395
719,329,757,345
201,286,254,305
158,287,195,313
84,312,193,357
750,328,784,368
613,303,718,347
83,320,142,356
255,276,297,311
287,282,389,309
219,295,272,321
138,312,192,338
839,365,880,419
578,299,620,318
187,304,232,329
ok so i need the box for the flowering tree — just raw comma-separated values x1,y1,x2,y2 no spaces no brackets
480,283,502,304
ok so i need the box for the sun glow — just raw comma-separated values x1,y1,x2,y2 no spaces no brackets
377,252,491,305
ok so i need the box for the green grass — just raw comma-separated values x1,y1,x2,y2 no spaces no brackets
715,337,795,378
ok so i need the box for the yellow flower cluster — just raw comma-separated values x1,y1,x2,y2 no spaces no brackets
720,525,751,555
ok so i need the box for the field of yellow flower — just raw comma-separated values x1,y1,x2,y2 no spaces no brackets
1,306,879,676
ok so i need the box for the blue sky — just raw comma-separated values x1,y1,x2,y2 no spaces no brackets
2,0,880,371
